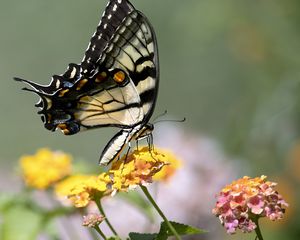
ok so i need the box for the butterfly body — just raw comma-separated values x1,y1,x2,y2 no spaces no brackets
15,0,159,165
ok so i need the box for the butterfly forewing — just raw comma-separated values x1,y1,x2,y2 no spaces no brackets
101,10,159,123
81,0,134,76
76,8,159,130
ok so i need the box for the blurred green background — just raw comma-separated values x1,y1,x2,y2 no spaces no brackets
1,0,300,239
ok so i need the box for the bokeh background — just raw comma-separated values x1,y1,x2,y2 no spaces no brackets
1,0,300,239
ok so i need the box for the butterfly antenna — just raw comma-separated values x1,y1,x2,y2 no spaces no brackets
153,110,168,122
153,117,186,125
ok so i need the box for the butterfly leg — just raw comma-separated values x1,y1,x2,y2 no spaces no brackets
146,133,157,161
136,139,139,151
121,144,132,174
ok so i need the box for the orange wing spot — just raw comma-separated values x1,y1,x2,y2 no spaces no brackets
57,124,70,135
95,72,107,83
76,79,88,90
59,89,69,97
113,71,126,83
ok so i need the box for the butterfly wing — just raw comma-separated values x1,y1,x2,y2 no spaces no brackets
16,0,159,137
81,0,134,76
100,9,159,124
77,9,159,131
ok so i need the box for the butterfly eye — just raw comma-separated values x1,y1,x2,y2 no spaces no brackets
113,70,126,83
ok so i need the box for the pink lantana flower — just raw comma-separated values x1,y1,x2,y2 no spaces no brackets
212,176,288,234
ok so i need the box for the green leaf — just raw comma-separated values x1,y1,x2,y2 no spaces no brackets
155,231,168,240
129,232,157,240
0,193,15,212
42,218,61,240
157,221,206,239
1,204,42,240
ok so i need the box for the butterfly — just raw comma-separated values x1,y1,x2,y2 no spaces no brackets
15,0,159,165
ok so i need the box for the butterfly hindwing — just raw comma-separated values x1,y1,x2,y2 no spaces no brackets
74,68,143,129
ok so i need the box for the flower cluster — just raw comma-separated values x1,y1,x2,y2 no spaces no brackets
82,213,105,228
20,148,72,189
20,147,181,208
55,174,112,207
212,176,288,234
109,147,175,192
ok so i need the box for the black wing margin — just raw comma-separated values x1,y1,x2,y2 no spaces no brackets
81,0,135,76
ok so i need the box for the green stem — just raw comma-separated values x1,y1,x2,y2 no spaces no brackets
140,185,181,240
94,197,119,237
253,217,264,240
89,227,100,240
94,225,107,240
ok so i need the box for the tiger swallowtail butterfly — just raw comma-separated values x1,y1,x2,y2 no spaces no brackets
15,0,159,165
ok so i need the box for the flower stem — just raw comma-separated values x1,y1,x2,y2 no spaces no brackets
253,217,264,240
94,225,107,240
89,228,100,240
140,185,181,240
94,197,119,237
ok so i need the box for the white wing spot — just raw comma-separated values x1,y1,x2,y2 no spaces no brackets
118,0,122,3
103,23,108,29
113,4,117,11
108,14,112,20
98,33,103,40
55,80,60,89
70,67,76,79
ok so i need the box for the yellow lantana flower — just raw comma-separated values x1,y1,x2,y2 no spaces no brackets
152,149,181,182
20,148,72,189
55,175,92,199
55,174,112,208
108,147,178,192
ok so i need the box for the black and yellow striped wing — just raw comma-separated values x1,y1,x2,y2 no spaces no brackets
76,9,159,132
15,0,159,164
16,0,158,135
